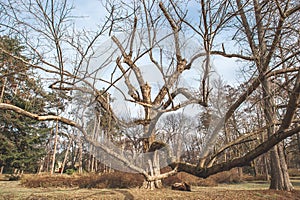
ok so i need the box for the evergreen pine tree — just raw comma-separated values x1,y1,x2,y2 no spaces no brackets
0,36,50,173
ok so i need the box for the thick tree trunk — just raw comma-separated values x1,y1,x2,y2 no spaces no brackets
143,153,163,190
235,0,298,191
143,122,163,189
145,160,155,189
262,78,293,191
142,141,163,189
270,143,293,191
153,150,163,188
267,118,293,191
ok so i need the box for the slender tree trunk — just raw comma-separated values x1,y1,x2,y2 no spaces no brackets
297,133,300,152
87,153,91,172
264,154,270,181
78,138,83,174
91,154,95,172
0,79,7,175
37,156,45,174
238,167,243,179
61,138,72,174
50,121,59,175
45,153,50,172
297,133,300,169
253,160,258,177
94,159,98,173
45,137,53,172
0,78,6,103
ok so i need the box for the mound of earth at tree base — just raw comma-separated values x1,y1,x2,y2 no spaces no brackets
171,182,191,191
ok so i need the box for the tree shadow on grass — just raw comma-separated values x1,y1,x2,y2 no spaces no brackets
115,189,135,200
291,180,300,187
82,191,117,199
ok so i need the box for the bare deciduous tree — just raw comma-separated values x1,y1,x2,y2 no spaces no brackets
0,0,299,191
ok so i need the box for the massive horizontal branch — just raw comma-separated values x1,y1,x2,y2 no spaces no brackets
207,127,265,167
175,67,300,177
172,126,300,178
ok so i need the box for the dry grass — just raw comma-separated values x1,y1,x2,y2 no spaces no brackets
21,171,144,189
1,172,300,199
1,180,300,200
289,168,300,177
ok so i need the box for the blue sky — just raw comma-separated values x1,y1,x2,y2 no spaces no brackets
72,0,240,86
71,0,242,122
72,0,107,29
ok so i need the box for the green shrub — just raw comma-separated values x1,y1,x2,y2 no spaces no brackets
65,169,75,175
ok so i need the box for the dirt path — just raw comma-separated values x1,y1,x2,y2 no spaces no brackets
1,181,300,199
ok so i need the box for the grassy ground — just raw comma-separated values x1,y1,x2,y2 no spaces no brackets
1,180,300,200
